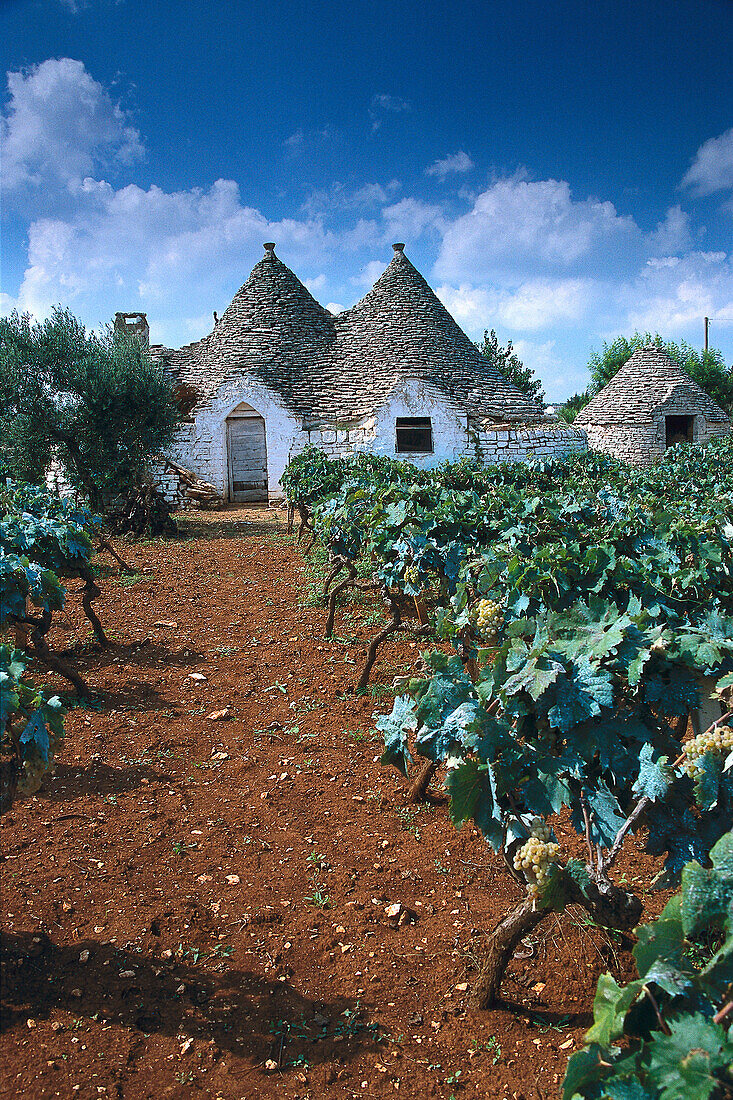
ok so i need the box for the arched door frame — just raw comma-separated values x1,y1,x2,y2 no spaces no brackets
226,402,268,502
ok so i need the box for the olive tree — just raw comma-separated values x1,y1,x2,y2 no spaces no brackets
0,308,180,510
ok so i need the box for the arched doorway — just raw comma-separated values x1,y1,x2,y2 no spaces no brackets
226,403,268,502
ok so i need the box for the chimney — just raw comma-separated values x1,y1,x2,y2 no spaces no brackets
114,311,149,349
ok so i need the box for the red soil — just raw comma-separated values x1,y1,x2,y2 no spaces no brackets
1,507,665,1100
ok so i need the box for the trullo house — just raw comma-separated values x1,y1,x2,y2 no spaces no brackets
119,243,585,502
574,345,730,468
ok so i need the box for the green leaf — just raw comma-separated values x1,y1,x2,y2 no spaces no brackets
681,831,733,938
547,657,614,733
645,1015,729,1100
584,781,627,847
377,696,416,777
633,896,684,978
632,742,674,802
562,1044,615,1100
444,760,503,848
585,973,644,1046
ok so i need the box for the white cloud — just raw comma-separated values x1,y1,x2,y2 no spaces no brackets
369,93,411,132
435,175,641,283
1,58,143,207
497,279,592,330
647,205,691,255
326,302,345,314
425,151,474,180
304,274,327,292
283,125,334,156
301,179,400,218
620,250,733,335
353,258,389,288
4,59,731,397
511,339,587,402
10,176,337,339
381,197,445,243
681,127,733,198
434,284,499,334
436,278,592,334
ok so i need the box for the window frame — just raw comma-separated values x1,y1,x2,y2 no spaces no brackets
395,416,434,455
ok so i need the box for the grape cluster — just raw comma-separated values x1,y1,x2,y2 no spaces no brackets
682,724,733,779
17,754,52,797
473,598,503,641
404,565,420,586
513,819,561,897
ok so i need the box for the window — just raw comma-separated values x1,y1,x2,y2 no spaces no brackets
665,415,694,448
395,416,433,454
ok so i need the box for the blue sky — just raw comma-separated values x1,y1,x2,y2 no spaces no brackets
1,0,732,400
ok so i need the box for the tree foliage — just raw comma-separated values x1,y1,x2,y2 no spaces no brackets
557,390,592,423
557,334,733,421
0,479,108,696
0,308,180,508
476,329,546,406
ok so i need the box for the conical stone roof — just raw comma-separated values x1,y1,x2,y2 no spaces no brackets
575,346,729,426
154,243,546,425
332,244,542,421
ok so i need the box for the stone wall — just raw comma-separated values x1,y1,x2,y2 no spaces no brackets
152,377,588,504
583,414,730,468
475,423,586,465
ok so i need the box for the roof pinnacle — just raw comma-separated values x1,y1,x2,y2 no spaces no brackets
392,242,405,253
263,242,276,258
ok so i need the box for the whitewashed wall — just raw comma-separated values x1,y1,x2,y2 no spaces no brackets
163,377,302,499
360,380,470,467
156,376,588,503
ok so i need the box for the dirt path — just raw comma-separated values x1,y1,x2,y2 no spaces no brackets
1,509,659,1099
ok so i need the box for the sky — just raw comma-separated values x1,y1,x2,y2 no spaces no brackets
1,0,732,401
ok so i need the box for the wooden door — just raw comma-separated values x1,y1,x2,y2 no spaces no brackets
227,416,268,502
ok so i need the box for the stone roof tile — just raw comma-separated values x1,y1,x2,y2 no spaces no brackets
575,346,729,426
153,243,546,424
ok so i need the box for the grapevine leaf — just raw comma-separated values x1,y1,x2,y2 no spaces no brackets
595,1082,654,1100
579,780,626,847
415,698,486,762
562,1044,620,1100
502,656,560,702
444,760,502,848
640,958,694,997
643,667,700,718
564,858,592,891
700,936,733,1002
633,895,684,977
632,742,674,802
584,973,644,1046
680,831,733,938
643,1015,729,1100
19,709,51,762
692,752,722,813
576,713,651,777
714,671,733,696
377,696,416,777
547,658,614,733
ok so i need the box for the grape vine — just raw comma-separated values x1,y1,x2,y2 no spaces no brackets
1,480,109,694
284,436,733,1018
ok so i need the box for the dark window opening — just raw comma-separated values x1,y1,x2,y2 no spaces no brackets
665,415,695,448
396,417,433,454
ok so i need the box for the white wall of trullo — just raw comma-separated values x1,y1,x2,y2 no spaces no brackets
156,378,587,505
